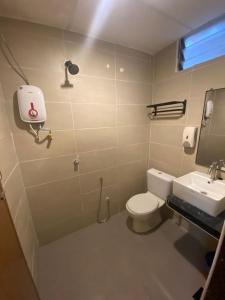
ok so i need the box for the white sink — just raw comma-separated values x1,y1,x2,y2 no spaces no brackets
173,171,225,217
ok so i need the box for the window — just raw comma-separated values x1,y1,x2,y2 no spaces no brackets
178,15,225,71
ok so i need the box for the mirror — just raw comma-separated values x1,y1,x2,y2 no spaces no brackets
196,88,225,169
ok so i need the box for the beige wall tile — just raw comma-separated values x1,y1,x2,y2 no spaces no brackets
150,143,182,176
154,43,177,82
150,125,184,146
27,177,83,242
148,159,179,177
79,168,118,194
21,155,77,187
0,134,18,182
37,215,85,245
117,105,149,126
73,103,116,129
14,130,76,161
0,99,10,139
76,127,117,152
82,185,120,224
115,45,150,61
117,143,148,165
79,148,117,173
4,165,24,219
117,125,149,145
186,97,204,126
0,24,65,72
191,60,225,97
45,102,73,130
117,81,151,105
70,76,115,104
153,73,191,102
116,55,152,83
26,69,71,102
65,40,115,79
117,160,148,181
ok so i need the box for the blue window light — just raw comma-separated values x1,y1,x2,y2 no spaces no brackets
178,14,225,70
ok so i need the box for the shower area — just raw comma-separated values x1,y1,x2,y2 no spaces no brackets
0,15,151,283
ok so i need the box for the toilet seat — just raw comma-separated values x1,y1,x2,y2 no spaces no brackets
126,192,160,216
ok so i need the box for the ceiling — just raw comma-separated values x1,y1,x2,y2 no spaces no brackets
0,0,225,54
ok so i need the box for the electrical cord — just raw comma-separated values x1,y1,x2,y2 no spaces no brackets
0,34,30,85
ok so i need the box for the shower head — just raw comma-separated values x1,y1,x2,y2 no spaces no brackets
65,60,79,75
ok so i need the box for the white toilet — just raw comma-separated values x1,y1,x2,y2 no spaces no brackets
126,168,175,233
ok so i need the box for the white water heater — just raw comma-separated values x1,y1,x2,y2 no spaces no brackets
17,85,47,123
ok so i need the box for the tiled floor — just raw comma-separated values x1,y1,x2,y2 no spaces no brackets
38,213,209,300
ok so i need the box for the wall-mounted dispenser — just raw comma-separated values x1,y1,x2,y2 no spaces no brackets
182,127,198,148
17,85,46,123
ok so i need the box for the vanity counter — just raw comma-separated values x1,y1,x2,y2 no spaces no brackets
167,195,225,239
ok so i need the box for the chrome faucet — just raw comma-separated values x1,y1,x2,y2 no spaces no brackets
208,160,225,181
208,161,218,181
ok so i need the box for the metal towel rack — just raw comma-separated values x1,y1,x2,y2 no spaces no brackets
146,100,187,117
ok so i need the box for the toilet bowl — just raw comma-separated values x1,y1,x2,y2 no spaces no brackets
126,168,175,233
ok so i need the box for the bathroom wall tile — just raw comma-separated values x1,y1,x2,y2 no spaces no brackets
150,125,184,147
0,98,10,139
115,45,150,61
0,134,18,182
117,81,151,105
79,168,118,194
26,69,71,102
21,155,77,187
117,125,149,145
191,60,225,97
79,148,117,174
82,185,120,224
117,105,149,126
154,43,177,82
186,96,205,126
153,73,191,102
14,130,76,161
148,159,179,177
65,40,115,79
0,17,63,41
4,165,24,219
27,177,82,241
73,103,116,129
150,143,182,176
116,55,152,83
37,215,85,245
0,66,23,101
76,127,117,152
117,160,148,182
117,143,149,165
180,152,197,175
0,24,65,72
63,31,115,53
70,76,115,104
45,102,73,130
14,190,38,270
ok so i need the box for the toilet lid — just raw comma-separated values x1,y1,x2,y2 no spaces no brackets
126,193,159,215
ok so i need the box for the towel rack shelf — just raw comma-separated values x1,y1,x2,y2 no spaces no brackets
147,100,187,117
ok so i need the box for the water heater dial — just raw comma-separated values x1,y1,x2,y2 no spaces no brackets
17,85,46,123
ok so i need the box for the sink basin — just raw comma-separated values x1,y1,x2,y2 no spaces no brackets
173,171,225,217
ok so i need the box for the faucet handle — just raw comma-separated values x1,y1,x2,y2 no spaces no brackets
208,161,217,173
218,159,225,169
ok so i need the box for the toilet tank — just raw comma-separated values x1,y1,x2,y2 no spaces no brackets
147,168,175,200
